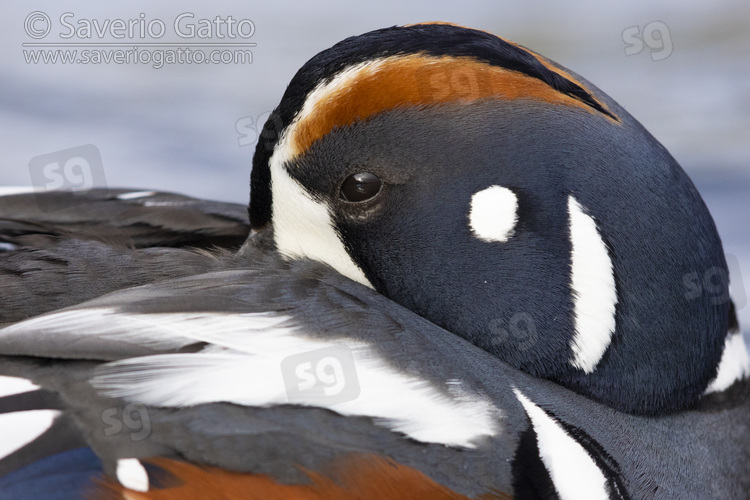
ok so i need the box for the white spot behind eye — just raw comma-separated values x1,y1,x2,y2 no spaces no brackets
469,185,518,243
567,195,617,374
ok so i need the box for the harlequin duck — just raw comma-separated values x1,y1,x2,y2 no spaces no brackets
0,23,747,500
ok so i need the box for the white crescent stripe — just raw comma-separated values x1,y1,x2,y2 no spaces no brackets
567,195,617,373
513,388,609,500
704,332,750,394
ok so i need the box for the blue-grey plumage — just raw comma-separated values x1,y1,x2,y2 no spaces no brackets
0,23,748,500
0,237,750,498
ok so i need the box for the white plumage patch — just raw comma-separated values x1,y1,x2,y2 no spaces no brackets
705,332,750,394
567,195,617,373
116,191,157,200
513,388,609,500
270,156,374,289
266,61,390,289
0,410,60,460
469,185,518,243
0,376,39,398
0,187,36,197
1,308,499,448
116,458,149,492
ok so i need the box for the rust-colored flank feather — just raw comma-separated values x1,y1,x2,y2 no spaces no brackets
91,455,512,500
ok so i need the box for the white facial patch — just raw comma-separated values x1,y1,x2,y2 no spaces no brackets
704,332,750,394
116,458,149,492
0,409,60,460
265,61,395,289
269,159,373,289
513,388,609,500
469,185,518,243
567,195,617,373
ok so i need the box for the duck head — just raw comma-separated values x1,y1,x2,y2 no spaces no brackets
248,24,731,415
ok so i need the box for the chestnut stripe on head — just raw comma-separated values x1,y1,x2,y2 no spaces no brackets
284,54,613,162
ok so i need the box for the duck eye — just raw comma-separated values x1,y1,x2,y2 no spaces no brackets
339,172,383,202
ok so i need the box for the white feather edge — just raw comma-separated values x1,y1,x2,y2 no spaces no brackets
0,187,36,197
0,309,291,353
0,376,40,398
0,410,60,460
1,308,500,448
116,190,157,200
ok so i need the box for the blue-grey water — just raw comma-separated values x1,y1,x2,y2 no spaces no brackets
1,0,748,334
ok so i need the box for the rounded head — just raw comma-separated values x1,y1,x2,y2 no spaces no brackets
250,23,730,415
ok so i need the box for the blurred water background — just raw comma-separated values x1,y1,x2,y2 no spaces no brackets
1,0,748,334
